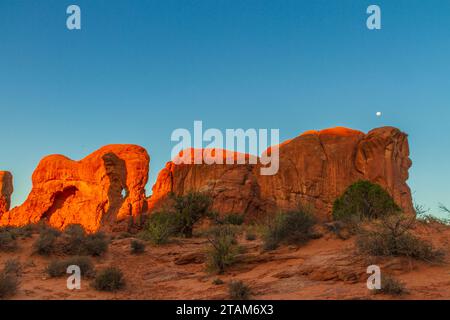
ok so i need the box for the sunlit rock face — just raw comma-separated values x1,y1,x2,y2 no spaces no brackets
0,145,149,232
149,127,414,220
0,171,13,215
0,126,414,231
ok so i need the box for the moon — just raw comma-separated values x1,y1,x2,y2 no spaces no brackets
376,111,382,117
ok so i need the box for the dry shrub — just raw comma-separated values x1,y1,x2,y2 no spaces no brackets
357,215,444,262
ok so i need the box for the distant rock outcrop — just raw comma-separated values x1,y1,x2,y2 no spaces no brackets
0,145,149,232
0,171,13,215
0,126,414,231
149,127,414,220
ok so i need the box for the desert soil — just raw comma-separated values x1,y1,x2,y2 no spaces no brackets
2,222,450,300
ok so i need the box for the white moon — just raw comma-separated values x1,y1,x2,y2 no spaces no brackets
376,112,382,117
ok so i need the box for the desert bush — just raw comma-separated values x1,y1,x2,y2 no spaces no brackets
0,231,18,252
357,215,444,262
219,214,245,226
92,267,125,292
130,240,145,254
33,227,61,255
60,225,108,256
3,259,21,276
245,232,256,241
0,272,18,299
332,180,401,221
46,256,95,278
415,203,449,225
374,275,407,296
263,210,316,251
139,211,178,244
3,225,36,239
439,203,450,215
206,226,240,274
228,280,251,300
60,224,87,255
171,192,212,238
83,232,109,256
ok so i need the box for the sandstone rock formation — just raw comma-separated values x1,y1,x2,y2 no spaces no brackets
149,127,414,220
0,171,13,215
0,145,149,232
0,126,414,231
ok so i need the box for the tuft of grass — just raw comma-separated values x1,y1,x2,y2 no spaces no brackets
206,226,240,274
46,256,95,278
263,210,316,251
374,275,407,296
228,280,251,300
130,240,146,254
92,267,125,292
0,272,18,299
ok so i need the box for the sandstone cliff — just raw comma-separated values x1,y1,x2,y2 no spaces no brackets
149,126,413,220
0,145,149,232
0,126,414,231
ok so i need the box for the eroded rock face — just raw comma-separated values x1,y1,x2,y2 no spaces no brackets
0,145,149,232
0,126,414,231
148,149,262,216
149,127,414,220
0,171,13,215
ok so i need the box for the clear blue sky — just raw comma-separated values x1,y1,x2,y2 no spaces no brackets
0,0,449,216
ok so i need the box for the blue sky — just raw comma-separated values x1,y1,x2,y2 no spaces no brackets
0,0,449,216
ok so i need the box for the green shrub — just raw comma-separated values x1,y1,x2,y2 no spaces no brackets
357,215,444,262
93,267,125,292
206,226,240,274
374,275,407,296
139,211,178,244
0,231,18,252
172,192,212,238
3,259,21,276
332,180,401,221
228,280,251,300
130,240,145,254
263,210,316,251
46,256,95,278
0,272,18,299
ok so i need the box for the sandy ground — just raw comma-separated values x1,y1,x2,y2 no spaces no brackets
2,221,450,300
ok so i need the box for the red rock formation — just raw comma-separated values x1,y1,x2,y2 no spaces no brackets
149,126,414,220
0,126,413,231
0,171,13,215
0,145,149,232
148,148,261,215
